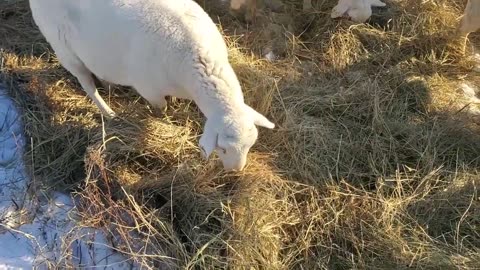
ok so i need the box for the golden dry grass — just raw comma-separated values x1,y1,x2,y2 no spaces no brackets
1,0,480,269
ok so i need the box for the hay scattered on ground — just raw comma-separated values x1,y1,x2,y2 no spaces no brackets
1,0,480,268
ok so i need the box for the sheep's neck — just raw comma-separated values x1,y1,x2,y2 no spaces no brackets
190,76,244,121
195,91,244,121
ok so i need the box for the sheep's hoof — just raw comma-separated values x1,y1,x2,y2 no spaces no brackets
102,110,117,120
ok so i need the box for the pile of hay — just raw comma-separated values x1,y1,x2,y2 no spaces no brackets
1,0,479,268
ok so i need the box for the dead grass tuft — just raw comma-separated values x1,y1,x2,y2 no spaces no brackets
1,0,480,268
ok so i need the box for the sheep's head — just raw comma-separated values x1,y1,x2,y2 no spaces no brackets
199,104,275,171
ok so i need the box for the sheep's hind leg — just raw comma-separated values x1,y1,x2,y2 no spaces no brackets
76,71,116,118
51,47,116,117
151,96,167,117
153,96,167,110
62,62,116,117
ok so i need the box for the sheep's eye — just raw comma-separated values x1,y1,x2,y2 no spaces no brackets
218,147,227,154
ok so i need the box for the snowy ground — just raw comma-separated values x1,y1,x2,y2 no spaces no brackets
0,84,136,269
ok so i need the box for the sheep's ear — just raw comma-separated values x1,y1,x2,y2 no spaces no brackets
245,104,275,129
199,120,218,159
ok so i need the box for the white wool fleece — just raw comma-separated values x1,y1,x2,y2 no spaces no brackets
29,0,275,171
331,0,386,23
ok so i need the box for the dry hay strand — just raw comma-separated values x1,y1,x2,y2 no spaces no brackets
1,0,480,269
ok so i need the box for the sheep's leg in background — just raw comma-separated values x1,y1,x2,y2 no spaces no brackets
459,0,480,55
303,0,312,11
230,0,257,23
230,0,246,10
331,0,386,23
245,0,257,23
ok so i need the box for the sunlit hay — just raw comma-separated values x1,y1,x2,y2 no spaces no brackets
323,30,366,72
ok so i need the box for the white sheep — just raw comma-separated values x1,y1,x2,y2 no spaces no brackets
331,0,386,23
28,0,275,171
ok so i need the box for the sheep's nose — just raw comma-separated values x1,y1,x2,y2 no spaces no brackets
236,163,246,171
224,162,246,172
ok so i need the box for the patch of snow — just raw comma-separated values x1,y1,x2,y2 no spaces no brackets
461,83,480,102
460,83,480,115
264,51,276,62
0,192,134,269
0,85,30,230
0,84,137,269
